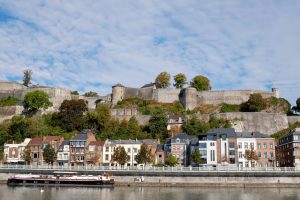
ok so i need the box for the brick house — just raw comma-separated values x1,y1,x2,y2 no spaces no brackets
86,141,105,166
28,136,64,165
69,129,96,166
276,128,300,167
3,138,31,164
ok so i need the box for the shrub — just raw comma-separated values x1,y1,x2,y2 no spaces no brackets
0,96,21,107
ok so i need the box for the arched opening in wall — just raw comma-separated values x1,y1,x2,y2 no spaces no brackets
95,99,105,107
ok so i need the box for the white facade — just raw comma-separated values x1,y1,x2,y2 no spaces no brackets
57,143,70,166
236,138,256,167
3,138,31,163
199,140,218,165
102,140,142,167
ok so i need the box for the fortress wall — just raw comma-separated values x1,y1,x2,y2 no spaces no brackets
111,108,139,116
0,82,26,90
154,88,181,103
112,115,151,125
213,112,288,135
0,90,24,99
197,90,275,105
0,105,24,123
287,116,300,124
138,87,154,100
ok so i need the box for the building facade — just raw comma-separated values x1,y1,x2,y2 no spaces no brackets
3,138,31,164
57,140,70,167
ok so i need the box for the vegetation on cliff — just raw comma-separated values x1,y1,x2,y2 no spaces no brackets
24,90,52,113
271,122,300,140
190,75,212,91
0,96,21,107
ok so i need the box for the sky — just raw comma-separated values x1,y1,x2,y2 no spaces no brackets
0,1,299,105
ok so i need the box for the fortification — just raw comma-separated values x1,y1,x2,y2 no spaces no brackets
111,83,279,110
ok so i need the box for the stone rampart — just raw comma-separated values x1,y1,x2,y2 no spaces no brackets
213,112,288,135
153,88,181,103
287,116,300,124
0,105,24,123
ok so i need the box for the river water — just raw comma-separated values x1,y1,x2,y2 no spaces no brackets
0,185,300,200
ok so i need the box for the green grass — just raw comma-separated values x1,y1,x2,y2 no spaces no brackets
0,96,21,107
220,103,240,113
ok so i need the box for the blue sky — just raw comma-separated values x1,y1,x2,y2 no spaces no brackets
0,1,299,105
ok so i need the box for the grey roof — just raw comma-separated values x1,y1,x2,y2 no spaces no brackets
236,131,272,139
166,133,198,144
142,139,159,145
58,140,69,152
207,128,236,134
71,129,94,141
112,83,124,88
156,144,165,151
110,139,142,145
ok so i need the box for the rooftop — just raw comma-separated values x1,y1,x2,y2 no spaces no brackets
89,141,105,146
71,129,94,141
110,139,142,145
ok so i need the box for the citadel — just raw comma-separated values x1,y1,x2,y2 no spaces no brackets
0,81,299,135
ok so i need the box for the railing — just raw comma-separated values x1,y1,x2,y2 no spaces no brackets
0,164,298,173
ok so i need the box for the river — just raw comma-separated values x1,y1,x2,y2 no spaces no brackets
0,185,300,200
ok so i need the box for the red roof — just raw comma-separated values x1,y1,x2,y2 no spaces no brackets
28,136,63,145
89,141,105,146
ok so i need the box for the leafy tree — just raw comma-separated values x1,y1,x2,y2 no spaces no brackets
57,99,88,132
209,116,232,129
43,144,57,165
24,90,52,112
148,111,168,140
135,144,152,165
173,73,187,89
89,152,101,166
244,146,259,167
23,147,31,165
240,93,266,112
23,69,32,87
190,149,204,166
165,154,178,167
190,75,211,91
220,103,240,113
155,72,171,88
111,146,130,166
84,91,98,97
71,91,79,95
182,116,210,135
127,116,142,139
297,98,300,111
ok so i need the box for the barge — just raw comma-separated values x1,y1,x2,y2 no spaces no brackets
7,172,114,187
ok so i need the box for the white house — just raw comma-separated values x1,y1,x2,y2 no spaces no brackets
57,140,70,167
102,139,142,167
3,138,31,164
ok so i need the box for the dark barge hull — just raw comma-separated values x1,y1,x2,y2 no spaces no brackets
7,178,114,187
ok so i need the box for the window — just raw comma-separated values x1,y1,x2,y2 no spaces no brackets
238,152,243,158
200,150,207,156
258,152,261,157
264,152,267,158
159,154,162,158
245,162,249,167
294,135,299,141
257,143,261,149
105,154,109,161
263,143,267,149
229,143,235,148
244,143,248,149
133,148,137,153
270,143,273,149
106,147,109,152
127,148,131,153
229,150,235,156
210,142,215,147
238,142,242,149
33,153,39,159
250,143,254,148
270,152,274,158
210,150,215,161
199,143,207,148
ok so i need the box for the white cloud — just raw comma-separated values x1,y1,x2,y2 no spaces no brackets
0,0,299,104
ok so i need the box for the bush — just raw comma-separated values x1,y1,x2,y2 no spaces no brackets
0,96,21,107
240,93,266,112
220,103,240,113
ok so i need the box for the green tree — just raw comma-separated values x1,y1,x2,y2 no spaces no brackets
155,72,171,88
71,91,79,95
84,91,98,97
182,116,210,135
127,116,142,139
190,149,204,166
111,146,130,166
0,96,21,107
23,69,32,87
24,90,52,112
135,144,152,165
244,146,259,167
173,73,187,89
148,111,168,140
57,99,88,132
190,75,211,91
297,98,300,111
23,147,31,165
43,144,57,165
165,154,178,167
240,93,266,112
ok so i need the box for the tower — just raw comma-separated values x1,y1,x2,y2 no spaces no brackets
111,84,125,105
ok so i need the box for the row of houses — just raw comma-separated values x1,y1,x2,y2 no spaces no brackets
3,128,300,168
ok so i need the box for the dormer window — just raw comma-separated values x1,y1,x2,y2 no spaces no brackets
176,138,180,143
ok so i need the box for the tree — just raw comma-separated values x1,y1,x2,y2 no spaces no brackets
297,98,300,111
23,147,31,165
244,146,259,167
148,111,168,140
71,91,79,95
182,116,210,135
190,75,211,91
190,149,204,166
155,72,171,88
173,73,187,89
111,146,130,166
165,154,178,167
127,117,142,139
135,144,152,165
89,152,101,166
57,99,88,132
84,91,98,97
23,69,32,87
43,144,56,165
24,90,52,112
240,93,266,112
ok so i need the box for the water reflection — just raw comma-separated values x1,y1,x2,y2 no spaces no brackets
0,185,300,200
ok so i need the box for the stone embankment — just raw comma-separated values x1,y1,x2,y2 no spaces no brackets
1,169,300,187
